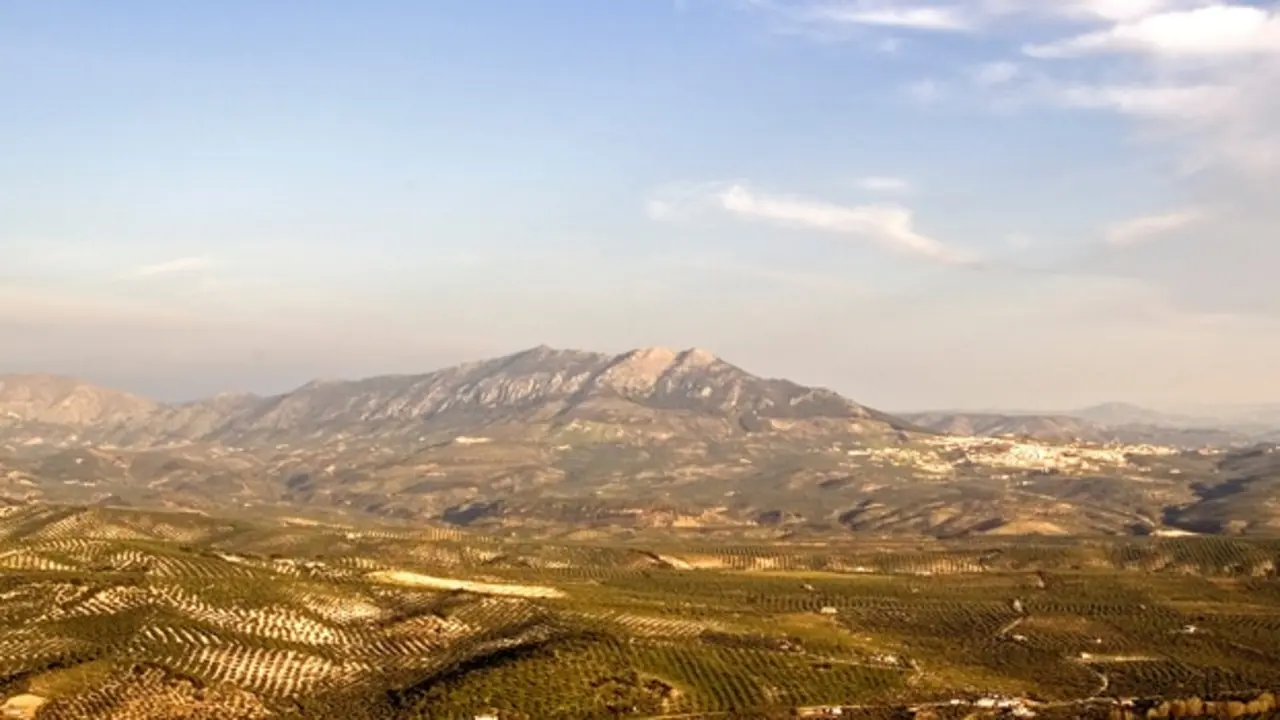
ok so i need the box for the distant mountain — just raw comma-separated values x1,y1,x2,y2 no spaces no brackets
1176,404,1280,429
2,346,916,447
0,374,157,426
1229,404,1280,426
900,412,1101,443
6,348,1280,538
901,410,1255,448
1069,402,1202,428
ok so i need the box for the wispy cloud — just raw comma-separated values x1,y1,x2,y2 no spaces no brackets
715,183,974,264
737,1,1280,176
119,257,212,280
1022,3,1280,177
647,180,972,264
738,0,1194,37
1025,5,1280,58
804,3,976,30
644,180,735,222
733,0,985,43
903,78,944,103
856,176,913,192
876,3,1280,178
1058,0,1194,22
1106,209,1206,246
1049,83,1236,120
969,60,1020,86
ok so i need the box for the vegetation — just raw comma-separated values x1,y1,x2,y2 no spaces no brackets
1,503,1280,718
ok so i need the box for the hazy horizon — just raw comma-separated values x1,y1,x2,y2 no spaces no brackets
6,344,1280,420
4,1,1279,410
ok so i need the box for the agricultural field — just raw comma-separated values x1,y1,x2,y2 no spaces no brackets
1,503,1280,718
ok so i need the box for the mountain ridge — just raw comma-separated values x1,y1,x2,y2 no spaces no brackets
0,345,917,447
5,346,1280,538
898,411,1264,448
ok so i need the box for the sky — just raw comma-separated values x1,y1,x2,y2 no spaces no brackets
3,0,1279,411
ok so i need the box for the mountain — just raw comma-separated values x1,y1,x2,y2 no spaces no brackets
1225,404,1280,427
900,412,1103,442
1070,402,1202,428
1,345,912,448
1066,403,1280,438
1175,403,1280,429
901,411,1255,449
4,346,1280,538
176,345,917,446
0,373,158,426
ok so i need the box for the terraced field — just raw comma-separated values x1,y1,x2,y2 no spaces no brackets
1,503,1280,718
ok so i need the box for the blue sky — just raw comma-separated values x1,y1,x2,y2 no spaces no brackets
3,0,1279,409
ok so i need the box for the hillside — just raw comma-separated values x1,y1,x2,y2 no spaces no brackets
182,345,917,446
0,346,914,448
3,503,1280,718
901,412,1104,442
1069,402,1197,428
0,374,158,426
2,347,1280,538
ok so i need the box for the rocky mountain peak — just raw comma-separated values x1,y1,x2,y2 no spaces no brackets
676,347,719,367
595,347,717,394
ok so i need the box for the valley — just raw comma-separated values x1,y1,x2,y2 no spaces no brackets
3,347,1280,717
1,503,1280,719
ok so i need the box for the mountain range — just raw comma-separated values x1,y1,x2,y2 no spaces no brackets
2,346,1279,538
1,346,914,446
898,410,1274,448
902,401,1280,445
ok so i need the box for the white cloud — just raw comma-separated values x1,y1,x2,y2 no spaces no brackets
806,3,975,30
644,180,737,222
731,1,1280,176
1044,69,1280,174
119,257,212,279
904,78,945,103
724,0,1279,320
647,180,972,263
1105,209,1206,246
998,4,1280,177
645,198,679,222
1058,0,1190,21
876,36,904,52
970,60,1020,86
1026,5,1280,58
1051,83,1235,119
742,0,1214,35
714,183,974,263
857,175,913,192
